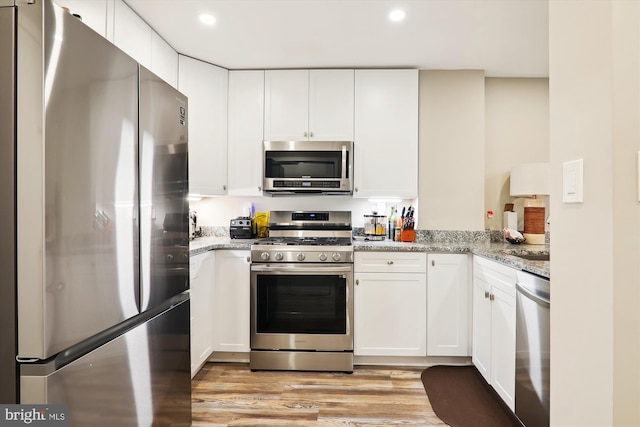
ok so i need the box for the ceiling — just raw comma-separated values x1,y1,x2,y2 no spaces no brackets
124,0,549,78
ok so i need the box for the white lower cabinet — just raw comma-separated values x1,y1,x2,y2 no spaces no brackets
212,250,251,353
472,255,517,410
426,254,470,357
354,252,427,357
189,250,215,378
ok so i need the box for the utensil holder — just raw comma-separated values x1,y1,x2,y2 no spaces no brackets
400,229,415,242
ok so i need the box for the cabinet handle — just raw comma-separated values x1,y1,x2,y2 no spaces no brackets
489,293,495,301
356,279,359,285
223,184,227,191
303,131,308,138
246,257,250,263
387,261,394,265
431,260,435,267
484,291,490,299
309,131,314,138
258,186,261,191
355,187,358,192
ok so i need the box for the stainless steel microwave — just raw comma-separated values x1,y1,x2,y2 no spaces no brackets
263,141,353,194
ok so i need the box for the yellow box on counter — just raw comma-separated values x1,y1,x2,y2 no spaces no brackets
253,212,269,238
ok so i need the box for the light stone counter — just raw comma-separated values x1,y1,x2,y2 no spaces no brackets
190,236,550,279
189,236,255,256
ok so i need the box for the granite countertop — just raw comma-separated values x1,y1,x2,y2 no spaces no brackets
190,236,550,279
189,236,255,256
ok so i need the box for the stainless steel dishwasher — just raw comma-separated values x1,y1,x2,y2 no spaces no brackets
515,271,550,427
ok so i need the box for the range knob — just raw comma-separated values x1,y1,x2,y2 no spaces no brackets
260,252,270,261
297,253,306,261
165,254,174,262
318,252,328,262
332,252,342,262
274,252,284,261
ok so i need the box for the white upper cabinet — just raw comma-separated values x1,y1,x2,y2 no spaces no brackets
113,0,152,69
353,69,419,198
264,70,308,141
227,70,265,196
54,0,109,38
178,55,228,196
150,32,178,88
264,69,354,141
308,70,354,141
57,1,178,88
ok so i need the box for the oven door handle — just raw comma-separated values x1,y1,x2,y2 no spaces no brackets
251,264,353,274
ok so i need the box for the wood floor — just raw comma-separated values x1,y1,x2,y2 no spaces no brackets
191,362,448,426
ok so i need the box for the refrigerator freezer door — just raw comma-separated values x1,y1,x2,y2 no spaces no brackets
21,294,191,426
17,0,140,360
0,5,18,403
139,66,190,312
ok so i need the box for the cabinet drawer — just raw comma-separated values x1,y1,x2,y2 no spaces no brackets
355,252,426,273
473,255,517,297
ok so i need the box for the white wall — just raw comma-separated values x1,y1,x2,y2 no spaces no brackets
611,2,640,423
549,0,640,425
418,70,485,230
485,78,549,231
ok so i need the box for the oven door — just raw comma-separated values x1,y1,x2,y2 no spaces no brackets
250,263,353,351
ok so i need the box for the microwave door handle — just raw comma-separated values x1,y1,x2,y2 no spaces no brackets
341,145,347,179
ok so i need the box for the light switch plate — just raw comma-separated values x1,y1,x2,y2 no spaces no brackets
563,159,584,203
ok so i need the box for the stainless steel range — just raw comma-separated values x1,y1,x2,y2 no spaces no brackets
250,211,354,372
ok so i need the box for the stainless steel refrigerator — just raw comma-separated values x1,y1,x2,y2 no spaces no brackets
0,1,191,425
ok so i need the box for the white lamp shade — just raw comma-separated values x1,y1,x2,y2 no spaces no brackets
510,162,550,197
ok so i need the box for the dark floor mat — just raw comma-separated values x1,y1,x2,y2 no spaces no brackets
421,365,522,427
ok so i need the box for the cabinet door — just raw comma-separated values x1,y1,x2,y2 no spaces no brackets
150,32,178,88
308,70,354,141
55,0,109,38
354,272,426,357
113,0,152,68
228,70,265,196
427,254,470,357
189,251,215,378
353,69,419,198
178,55,228,195
472,275,492,383
491,286,516,410
264,70,309,141
213,250,251,352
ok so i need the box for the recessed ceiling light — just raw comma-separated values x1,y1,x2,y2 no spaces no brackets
199,13,216,26
389,9,406,22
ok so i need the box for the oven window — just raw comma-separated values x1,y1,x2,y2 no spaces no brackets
265,151,346,179
256,274,347,334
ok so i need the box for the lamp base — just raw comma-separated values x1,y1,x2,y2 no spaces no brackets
523,232,546,245
523,206,545,245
